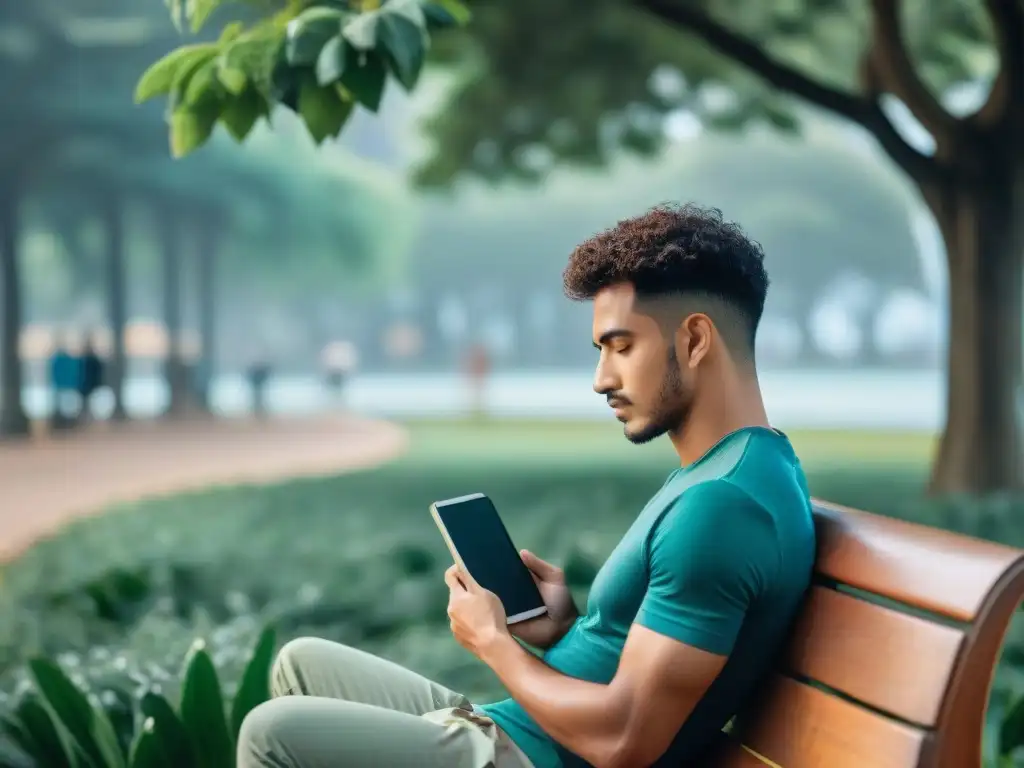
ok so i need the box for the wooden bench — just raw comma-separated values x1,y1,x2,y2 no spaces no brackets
711,499,1024,768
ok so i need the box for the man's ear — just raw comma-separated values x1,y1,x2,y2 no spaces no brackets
675,313,714,368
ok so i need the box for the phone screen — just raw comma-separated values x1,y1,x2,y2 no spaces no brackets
435,494,546,621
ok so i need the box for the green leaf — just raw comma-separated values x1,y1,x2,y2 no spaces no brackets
128,718,168,768
9,696,75,768
188,0,233,33
169,105,220,158
377,9,425,91
342,10,380,51
420,0,470,28
222,29,285,100
315,35,347,86
1001,692,1024,756
221,86,268,141
219,20,245,43
28,657,125,768
339,47,387,112
230,626,277,739
184,59,225,106
134,44,218,103
139,692,198,767
217,53,248,95
285,7,346,66
178,640,233,768
170,46,221,110
299,73,355,143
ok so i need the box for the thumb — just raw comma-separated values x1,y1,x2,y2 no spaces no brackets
521,550,560,579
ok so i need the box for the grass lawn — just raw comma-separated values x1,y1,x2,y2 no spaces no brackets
0,418,1019,761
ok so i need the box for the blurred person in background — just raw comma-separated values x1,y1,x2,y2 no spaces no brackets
78,333,105,424
321,340,358,405
464,341,491,419
237,204,814,768
49,333,80,432
247,354,272,418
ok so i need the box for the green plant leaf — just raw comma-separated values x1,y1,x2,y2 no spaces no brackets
420,0,470,28
8,696,75,768
1000,692,1024,757
28,657,125,768
139,692,198,767
169,104,220,158
135,44,218,103
222,29,285,100
217,56,248,95
188,0,234,33
178,640,234,768
184,59,225,106
219,20,245,43
299,74,355,143
342,10,380,51
169,46,222,110
339,47,387,112
377,9,425,91
221,86,268,141
128,717,168,768
230,626,277,739
315,35,348,86
285,7,346,66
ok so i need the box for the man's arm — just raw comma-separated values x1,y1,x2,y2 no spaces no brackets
482,624,726,768
481,482,778,768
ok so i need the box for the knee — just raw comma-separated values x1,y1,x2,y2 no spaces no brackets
237,699,296,768
271,637,330,697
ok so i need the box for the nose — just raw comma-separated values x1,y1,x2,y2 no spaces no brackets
593,355,619,396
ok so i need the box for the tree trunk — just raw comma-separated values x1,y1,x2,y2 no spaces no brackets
0,188,30,437
103,195,128,421
926,166,1024,494
158,211,186,418
196,218,220,413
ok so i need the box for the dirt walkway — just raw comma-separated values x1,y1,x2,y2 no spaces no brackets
0,415,408,562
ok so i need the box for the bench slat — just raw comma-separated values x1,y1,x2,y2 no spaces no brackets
784,585,964,726
813,501,1021,622
728,675,928,768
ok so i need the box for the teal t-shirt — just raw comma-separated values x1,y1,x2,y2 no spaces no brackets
478,426,815,768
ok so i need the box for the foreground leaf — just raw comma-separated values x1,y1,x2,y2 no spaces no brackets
169,103,220,158
179,641,234,768
128,718,168,768
299,75,354,143
221,86,268,141
286,7,346,66
9,696,75,768
339,47,387,112
139,692,198,767
28,657,125,768
135,44,219,103
230,626,278,739
378,6,426,90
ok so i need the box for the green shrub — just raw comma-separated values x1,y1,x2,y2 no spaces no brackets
0,627,276,768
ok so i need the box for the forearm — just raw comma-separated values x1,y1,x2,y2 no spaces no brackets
482,633,629,767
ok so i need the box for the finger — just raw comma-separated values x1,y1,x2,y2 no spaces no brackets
457,564,480,591
444,565,465,590
521,550,558,578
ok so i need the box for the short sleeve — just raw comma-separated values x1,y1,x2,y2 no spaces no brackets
635,481,778,656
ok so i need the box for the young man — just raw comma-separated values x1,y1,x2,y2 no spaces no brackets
237,203,815,768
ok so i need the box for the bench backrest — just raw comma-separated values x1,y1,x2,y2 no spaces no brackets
713,500,1024,768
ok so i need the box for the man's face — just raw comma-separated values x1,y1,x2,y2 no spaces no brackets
591,283,694,444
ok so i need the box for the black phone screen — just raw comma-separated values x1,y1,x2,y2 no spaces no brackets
435,494,546,619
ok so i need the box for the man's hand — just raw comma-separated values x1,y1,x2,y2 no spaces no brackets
511,550,579,650
445,564,510,658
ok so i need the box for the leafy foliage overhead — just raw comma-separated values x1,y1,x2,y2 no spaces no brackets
137,0,470,157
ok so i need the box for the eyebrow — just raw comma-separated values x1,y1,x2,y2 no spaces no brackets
593,329,633,349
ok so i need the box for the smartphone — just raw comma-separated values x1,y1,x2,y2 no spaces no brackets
430,493,548,625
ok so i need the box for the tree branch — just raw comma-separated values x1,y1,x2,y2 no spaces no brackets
867,0,961,151
636,0,947,183
970,0,1024,128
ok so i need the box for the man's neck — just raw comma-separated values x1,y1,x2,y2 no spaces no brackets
669,373,770,466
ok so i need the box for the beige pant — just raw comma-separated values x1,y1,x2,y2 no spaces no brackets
237,637,536,768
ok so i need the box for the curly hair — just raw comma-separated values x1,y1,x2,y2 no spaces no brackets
563,203,769,343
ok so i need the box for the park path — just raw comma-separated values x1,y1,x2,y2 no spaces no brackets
0,415,409,563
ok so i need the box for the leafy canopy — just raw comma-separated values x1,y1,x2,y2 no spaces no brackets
137,0,470,156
